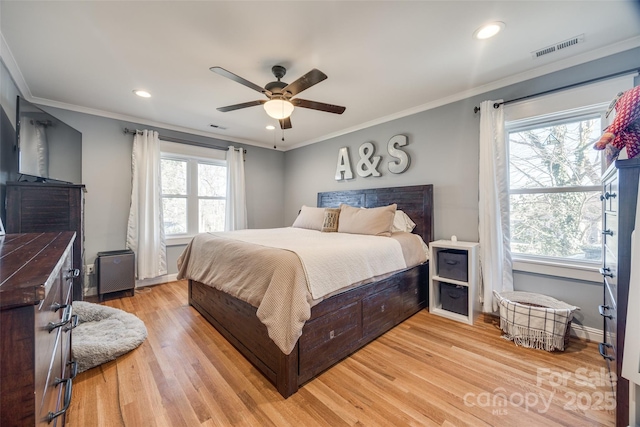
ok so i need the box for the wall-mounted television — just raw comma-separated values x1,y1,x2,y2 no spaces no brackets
16,96,82,184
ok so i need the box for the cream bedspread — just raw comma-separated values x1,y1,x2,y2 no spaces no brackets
177,228,427,355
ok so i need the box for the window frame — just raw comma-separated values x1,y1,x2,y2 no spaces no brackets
159,141,227,246
502,72,637,281
506,106,606,269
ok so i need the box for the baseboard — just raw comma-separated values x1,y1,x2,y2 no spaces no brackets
82,273,179,298
570,324,603,343
135,273,179,288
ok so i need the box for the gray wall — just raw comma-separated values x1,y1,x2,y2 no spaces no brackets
26,107,286,289
284,47,640,330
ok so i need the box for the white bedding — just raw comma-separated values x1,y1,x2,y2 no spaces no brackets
218,227,407,299
177,227,428,354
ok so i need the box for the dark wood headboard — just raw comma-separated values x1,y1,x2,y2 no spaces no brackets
317,184,434,244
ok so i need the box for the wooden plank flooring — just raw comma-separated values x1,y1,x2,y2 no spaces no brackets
67,280,615,426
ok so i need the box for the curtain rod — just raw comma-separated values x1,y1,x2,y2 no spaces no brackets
123,128,246,154
473,68,640,113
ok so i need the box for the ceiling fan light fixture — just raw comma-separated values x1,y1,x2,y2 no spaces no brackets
264,99,294,120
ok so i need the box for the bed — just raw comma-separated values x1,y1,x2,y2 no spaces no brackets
183,184,434,398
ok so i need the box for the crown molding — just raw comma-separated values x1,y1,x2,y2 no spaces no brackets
288,36,640,151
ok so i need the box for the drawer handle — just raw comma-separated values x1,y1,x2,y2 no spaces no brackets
66,359,79,381
47,377,73,423
51,303,69,313
63,314,79,332
602,229,614,237
47,305,73,333
381,304,385,313
598,305,613,319
599,267,614,278
444,260,458,265
66,268,80,280
598,342,615,361
56,360,78,383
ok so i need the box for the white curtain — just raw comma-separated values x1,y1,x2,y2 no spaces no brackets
225,146,247,231
126,130,167,279
478,100,513,312
21,119,49,177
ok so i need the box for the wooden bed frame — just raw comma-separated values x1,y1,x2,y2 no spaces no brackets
188,184,434,398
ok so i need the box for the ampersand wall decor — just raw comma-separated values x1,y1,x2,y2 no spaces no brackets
356,142,382,177
335,135,411,181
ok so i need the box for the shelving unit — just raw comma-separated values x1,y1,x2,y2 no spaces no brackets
429,239,479,325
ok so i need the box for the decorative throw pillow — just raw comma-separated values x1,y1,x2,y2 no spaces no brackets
321,208,340,232
292,206,325,231
391,210,417,233
338,203,397,236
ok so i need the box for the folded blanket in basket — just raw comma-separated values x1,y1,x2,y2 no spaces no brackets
493,291,579,351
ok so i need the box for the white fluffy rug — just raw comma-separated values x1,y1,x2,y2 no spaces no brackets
72,301,148,373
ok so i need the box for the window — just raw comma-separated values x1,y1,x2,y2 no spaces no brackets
507,111,603,263
503,73,636,273
160,141,227,241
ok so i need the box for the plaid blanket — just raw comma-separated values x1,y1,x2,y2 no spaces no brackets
493,291,579,351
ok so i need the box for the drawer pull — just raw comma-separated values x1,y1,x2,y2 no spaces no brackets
381,304,385,313
598,342,615,361
66,268,80,280
67,359,79,381
51,302,69,313
444,260,459,265
599,267,614,278
46,377,73,423
47,305,72,333
602,229,614,236
598,305,613,319
329,330,335,340
63,314,79,332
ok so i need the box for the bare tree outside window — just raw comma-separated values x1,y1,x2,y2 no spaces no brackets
509,116,603,262
160,156,227,236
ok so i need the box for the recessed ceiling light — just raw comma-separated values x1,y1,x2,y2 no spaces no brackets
266,125,275,130
473,22,505,40
133,89,151,98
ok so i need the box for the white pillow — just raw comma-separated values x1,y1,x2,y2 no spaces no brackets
292,205,325,231
391,210,416,233
338,203,397,236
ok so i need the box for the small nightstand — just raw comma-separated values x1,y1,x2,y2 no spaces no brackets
429,239,479,325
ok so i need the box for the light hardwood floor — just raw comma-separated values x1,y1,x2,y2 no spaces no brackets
67,280,614,427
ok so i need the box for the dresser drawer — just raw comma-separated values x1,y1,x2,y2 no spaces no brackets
363,285,401,338
34,275,65,419
602,285,617,350
603,176,618,213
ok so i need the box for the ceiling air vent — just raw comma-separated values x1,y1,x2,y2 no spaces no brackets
531,34,585,59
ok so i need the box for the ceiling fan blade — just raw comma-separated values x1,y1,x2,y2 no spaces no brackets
210,66,272,97
291,98,346,114
217,100,266,112
279,117,292,129
282,69,327,97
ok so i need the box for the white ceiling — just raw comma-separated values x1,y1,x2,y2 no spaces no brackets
2,1,640,151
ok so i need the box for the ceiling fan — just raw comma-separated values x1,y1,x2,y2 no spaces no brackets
210,65,346,130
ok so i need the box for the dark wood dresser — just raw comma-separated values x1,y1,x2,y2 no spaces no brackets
0,232,78,426
600,157,640,427
6,181,85,301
